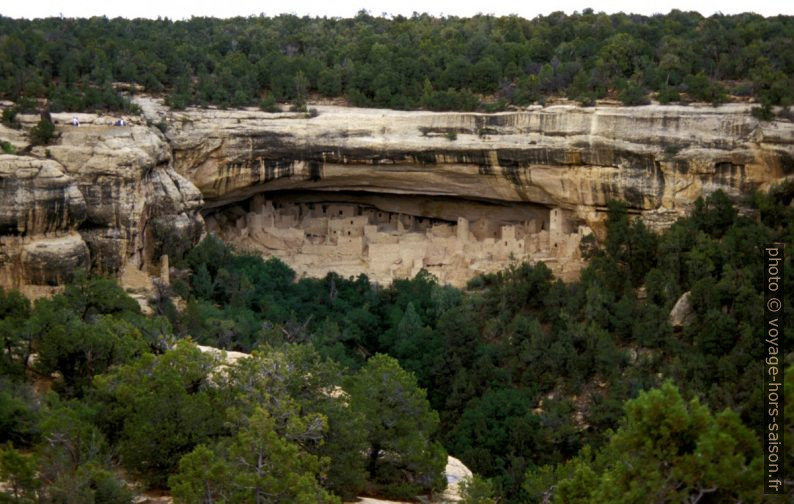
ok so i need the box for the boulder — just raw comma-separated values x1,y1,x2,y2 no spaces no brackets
669,291,694,329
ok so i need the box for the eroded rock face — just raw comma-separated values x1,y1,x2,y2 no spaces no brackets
0,112,204,289
670,291,694,329
165,103,794,234
1,99,792,290
0,155,86,235
165,101,792,284
21,234,90,286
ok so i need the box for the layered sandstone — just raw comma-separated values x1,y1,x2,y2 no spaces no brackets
0,112,203,291
164,102,794,234
162,100,792,284
1,99,792,289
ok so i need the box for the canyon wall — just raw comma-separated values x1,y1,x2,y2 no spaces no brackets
164,102,794,233
0,111,203,294
1,99,792,290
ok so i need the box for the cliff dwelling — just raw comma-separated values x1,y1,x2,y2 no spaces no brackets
205,191,591,286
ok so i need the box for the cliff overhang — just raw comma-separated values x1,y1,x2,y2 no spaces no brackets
1,99,791,290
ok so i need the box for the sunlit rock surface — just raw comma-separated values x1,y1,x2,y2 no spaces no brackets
1,98,792,290
0,111,203,291
164,100,792,284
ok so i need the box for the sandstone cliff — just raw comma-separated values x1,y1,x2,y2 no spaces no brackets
1,99,791,290
0,112,203,293
164,102,794,232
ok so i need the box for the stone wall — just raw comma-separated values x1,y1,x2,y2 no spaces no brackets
208,193,588,286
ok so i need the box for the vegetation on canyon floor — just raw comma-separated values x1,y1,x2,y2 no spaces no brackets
0,11,793,115
1,186,793,503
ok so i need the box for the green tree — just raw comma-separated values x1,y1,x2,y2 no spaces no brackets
171,407,339,504
166,67,193,109
191,263,215,300
29,115,55,146
459,474,498,504
471,56,501,93
448,388,546,497
0,288,32,378
597,33,646,79
683,72,727,105
1,107,20,129
616,79,649,105
168,445,231,503
92,343,226,486
317,66,343,97
292,70,309,111
603,200,658,286
0,380,39,446
551,382,762,503
217,345,368,498
0,443,39,503
348,354,446,498
186,234,233,278
35,399,132,504
259,95,280,113
31,290,147,397
690,190,737,238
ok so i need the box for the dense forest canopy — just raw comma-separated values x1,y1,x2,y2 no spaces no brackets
1,185,793,502
2,10,794,500
1,10,793,113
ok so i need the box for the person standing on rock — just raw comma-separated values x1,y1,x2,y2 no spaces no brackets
71,117,79,126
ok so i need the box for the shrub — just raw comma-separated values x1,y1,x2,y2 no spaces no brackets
478,100,508,113
730,82,753,97
446,129,458,141
259,95,280,113
617,81,650,106
657,86,680,104
683,72,727,105
1,107,20,129
459,475,498,504
752,103,774,121
1,141,16,154
577,93,597,107
29,117,55,146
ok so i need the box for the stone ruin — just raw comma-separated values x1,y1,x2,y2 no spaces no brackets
206,193,591,286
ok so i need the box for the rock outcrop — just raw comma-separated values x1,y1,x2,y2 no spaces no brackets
164,103,794,233
162,101,792,284
1,99,792,290
669,291,694,329
0,112,203,291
